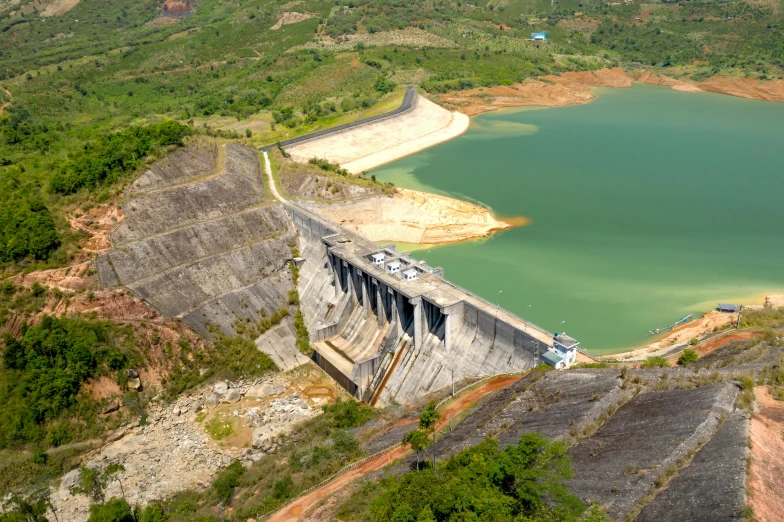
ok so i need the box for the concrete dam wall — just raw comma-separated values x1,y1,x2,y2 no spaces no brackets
289,205,555,406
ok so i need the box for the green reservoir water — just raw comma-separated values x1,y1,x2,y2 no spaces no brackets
371,84,784,355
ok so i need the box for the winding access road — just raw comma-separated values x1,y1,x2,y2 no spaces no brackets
266,374,523,522
263,151,286,203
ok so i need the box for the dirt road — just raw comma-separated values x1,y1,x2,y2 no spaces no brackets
267,374,523,522
748,387,784,522
0,88,11,115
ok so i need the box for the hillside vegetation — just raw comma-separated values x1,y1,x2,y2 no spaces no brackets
0,0,782,270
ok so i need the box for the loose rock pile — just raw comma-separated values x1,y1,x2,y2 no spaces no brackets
49,376,323,522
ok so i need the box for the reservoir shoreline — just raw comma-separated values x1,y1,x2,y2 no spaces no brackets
439,68,784,116
368,83,784,354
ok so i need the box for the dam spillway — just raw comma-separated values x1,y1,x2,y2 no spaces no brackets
290,204,556,406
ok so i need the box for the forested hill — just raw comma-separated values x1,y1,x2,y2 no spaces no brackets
0,0,782,269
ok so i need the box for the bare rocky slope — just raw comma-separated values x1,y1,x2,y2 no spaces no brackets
362,338,784,521
96,141,308,370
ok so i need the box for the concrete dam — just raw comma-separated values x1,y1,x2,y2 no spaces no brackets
96,140,561,406
292,204,554,405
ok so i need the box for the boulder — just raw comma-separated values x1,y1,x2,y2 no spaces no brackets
61,468,82,492
251,427,272,449
262,383,286,396
213,381,228,395
102,401,120,414
128,378,142,391
223,389,241,404
127,368,139,379
106,426,129,443
204,393,220,409
244,384,265,397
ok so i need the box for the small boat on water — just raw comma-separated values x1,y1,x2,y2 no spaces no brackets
646,314,693,336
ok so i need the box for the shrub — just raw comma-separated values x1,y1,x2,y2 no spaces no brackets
86,497,135,522
212,460,246,503
642,356,668,368
677,349,698,366
294,310,312,356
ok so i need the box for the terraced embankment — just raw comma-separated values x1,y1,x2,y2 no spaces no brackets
96,142,309,370
370,357,775,522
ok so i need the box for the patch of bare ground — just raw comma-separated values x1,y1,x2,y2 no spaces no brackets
748,386,784,522
293,28,456,52
0,87,11,115
440,68,632,115
700,75,784,102
608,310,737,362
441,68,784,116
271,12,315,30
41,0,80,17
633,70,703,93
161,0,193,19
69,203,126,255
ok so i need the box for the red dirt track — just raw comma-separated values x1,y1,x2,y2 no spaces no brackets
267,374,523,522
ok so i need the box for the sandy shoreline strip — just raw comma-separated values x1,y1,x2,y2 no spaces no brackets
306,188,521,245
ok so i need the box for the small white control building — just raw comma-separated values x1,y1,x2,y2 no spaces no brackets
371,252,386,266
551,333,579,367
386,261,401,274
402,268,418,281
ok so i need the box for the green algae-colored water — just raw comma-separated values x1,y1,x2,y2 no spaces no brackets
371,84,784,355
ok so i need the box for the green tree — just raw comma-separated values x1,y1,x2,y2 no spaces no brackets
72,466,105,504
402,429,431,470
418,401,439,434
417,401,440,467
677,349,698,366
104,464,126,499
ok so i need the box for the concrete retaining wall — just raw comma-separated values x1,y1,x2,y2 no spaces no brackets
113,144,265,245
126,143,219,196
